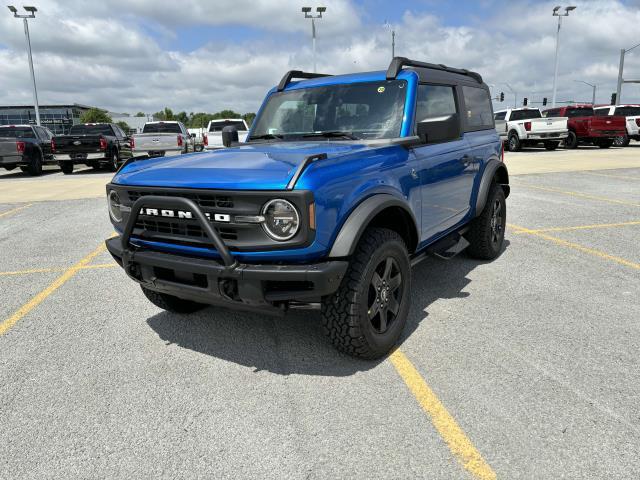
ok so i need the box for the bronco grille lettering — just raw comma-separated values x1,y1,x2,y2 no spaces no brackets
139,207,230,222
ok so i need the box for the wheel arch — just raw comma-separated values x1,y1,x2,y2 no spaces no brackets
328,194,419,258
475,159,510,216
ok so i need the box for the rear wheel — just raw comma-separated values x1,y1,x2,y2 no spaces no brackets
25,151,43,176
4,165,16,171
59,161,74,174
321,228,411,359
564,131,578,149
544,141,559,151
141,286,207,314
466,183,506,260
107,151,120,172
507,133,521,152
613,135,629,147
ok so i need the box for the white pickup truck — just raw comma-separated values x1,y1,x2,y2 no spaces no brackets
594,104,640,147
494,108,568,151
203,119,249,150
131,121,195,158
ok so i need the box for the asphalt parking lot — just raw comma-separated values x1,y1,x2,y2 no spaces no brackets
1,147,639,479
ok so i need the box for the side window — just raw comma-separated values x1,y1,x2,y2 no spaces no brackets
461,86,493,129
113,126,124,139
594,108,610,116
415,84,457,124
33,126,44,139
494,112,506,121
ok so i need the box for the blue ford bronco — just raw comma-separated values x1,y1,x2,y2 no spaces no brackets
105,57,509,359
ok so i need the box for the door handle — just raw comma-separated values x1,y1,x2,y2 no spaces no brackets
460,155,473,166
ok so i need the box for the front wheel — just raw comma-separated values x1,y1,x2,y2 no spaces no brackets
613,135,629,147
141,286,207,314
544,141,559,151
564,131,578,149
321,228,411,359
466,183,506,260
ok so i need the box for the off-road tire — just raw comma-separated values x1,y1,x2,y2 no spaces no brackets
141,286,207,314
466,183,506,260
544,141,559,151
59,161,74,175
507,132,521,152
25,151,43,176
613,135,629,147
321,228,411,359
564,131,578,149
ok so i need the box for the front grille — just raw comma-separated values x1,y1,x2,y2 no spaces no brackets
135,218,238,241
127,190,234,209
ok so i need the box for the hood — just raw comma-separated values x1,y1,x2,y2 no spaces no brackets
113,142,375,190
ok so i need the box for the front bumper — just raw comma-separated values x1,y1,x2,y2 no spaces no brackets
106,237,347,313
54,152,108,162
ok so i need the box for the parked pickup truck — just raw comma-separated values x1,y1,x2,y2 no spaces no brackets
0,124,55,176
203,119,249,150
594,104,640,147
494,107,568,151
52,123,131,174
542,105,626,148
105,57,509,359
131,121,194,158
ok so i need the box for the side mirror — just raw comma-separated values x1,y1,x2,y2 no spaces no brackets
221,125,239,147
416,114,460,144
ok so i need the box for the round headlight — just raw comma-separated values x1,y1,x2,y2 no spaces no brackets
262,199,300,241
108,190,123,223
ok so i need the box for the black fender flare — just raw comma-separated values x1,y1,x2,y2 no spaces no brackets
328,194,419,258
475,159,510,216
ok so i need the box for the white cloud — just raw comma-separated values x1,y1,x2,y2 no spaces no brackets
0,0,638,115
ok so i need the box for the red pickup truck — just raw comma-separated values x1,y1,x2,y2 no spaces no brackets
542,105,626,149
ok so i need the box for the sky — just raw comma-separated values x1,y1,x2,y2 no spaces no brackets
1,0,639,115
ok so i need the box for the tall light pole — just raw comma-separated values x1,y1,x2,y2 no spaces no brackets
301,6,326,73
615,42,640,105
574,80,596,105
551,5,577,108
384,21,395,59
8,6,41,126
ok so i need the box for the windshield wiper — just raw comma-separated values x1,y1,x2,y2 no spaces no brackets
248,133,284,141
302,131,361,140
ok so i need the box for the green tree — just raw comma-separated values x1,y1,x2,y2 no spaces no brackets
134,112,146,117
175,111,189,124
243,112,256,127
153,107,175,121
79,108,112,123
116,121,132,133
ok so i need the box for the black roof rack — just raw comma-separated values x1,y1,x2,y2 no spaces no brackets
277,70,332,91
386,57,483,84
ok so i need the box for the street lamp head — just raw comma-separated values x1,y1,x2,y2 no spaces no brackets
7,5,18,14
301,6,311,13
23,6,38,13
565,6,576,12
552,6,561,14
316,6,326,13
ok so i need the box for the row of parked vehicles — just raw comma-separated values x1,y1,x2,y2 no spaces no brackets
0,117,252,176
495,104,640,151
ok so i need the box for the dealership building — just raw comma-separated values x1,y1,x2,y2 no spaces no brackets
0,104,152,135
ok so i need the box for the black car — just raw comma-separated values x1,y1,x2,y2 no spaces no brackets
52,123,132,174
0,124,56,176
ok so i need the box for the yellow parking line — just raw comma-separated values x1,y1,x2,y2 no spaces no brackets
0,263,117,277
513,184,640,207
512,220,640,234
389,350,496,480
508,223,640,270
0,203,32,218
0,242,107,336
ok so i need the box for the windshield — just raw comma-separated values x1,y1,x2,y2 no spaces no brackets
566,107,594,117
0,126,35,138
143,123,181,134
614,106,640,116
510,109,541,120
69,124,113,135
250,80,407,141
209,120,246,132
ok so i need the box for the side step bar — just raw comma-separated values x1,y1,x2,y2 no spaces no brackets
410,231,470,266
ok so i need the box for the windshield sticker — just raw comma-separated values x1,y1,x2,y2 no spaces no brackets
377,86,385,93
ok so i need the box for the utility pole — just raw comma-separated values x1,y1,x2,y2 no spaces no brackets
8,5,41,126
551,6,577,108
616,42,640,105
302,7,326,73
384,22,395,59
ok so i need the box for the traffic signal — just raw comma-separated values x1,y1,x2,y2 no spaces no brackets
611,93,617,105
523,98,528,106
542,97,547,106
500,92,504,102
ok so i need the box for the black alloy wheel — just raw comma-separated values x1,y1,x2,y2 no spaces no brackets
489,196,505,249
367,257,403,334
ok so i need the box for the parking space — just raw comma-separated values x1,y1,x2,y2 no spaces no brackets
1,151,640,479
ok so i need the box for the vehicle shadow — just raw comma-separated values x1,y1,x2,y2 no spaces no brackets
145,241,510,376
0,168,59,180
